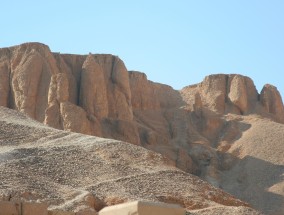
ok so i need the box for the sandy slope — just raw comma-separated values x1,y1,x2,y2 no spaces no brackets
0,107,259,214
189,206,263,215
220,115,284,215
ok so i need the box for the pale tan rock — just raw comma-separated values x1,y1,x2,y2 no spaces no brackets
94,55,133,121
0,44,284,215
240,75,258,111
47,73,69,104
111,89,133,120
129,71,160,110
22,202,48,215
228,75,248,114
60,102,94,135
44,73,70,129
0,201,21,215
9,43,56,122
56,74,69,103
260,84,284,123
200,74,227,114
98,201,185,215
44,103,61,129
152,83,184,109
110,57,132,108
53,54,78,105
11,50,44,118
129,71,183,110
181,74,259,115
80,54,108,119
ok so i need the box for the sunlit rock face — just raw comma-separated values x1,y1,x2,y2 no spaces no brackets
0,42,283,214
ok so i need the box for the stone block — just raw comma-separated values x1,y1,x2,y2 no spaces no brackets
0,201,21,215
98,201,185,215
22,202,48,215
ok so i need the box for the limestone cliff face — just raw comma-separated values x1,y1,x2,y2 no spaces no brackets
80,54,108,119
260,84,284,122
0,42,284,187
180,73,283,149
180,74,260,116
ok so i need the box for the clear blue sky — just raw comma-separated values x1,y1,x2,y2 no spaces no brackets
1,0,284,97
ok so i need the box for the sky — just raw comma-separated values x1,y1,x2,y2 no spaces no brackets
1,0,284,97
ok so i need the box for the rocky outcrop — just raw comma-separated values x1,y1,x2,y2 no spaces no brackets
0,43,136,140
260,84,284,123
0,43,283,214
8,43,58,122
0,43,283,200
80,54,108,119
129,72,160,110
229,75,249,114
200,74,227,114
92,54,133,121
180,74,259,115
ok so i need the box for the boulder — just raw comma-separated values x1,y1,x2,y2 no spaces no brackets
60,102,94,135
0,201,21,215
98,201,185,215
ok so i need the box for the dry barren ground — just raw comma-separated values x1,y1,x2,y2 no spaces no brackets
0,107,261,214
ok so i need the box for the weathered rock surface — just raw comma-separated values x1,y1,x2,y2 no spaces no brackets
180,74,259,116
0,107,253,214
0,43,283,214
260,84,284,123
0,201,21,215
80,54,108,120
98,201,185,215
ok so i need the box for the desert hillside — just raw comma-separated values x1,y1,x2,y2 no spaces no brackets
0,42,283,214
0,106,257,214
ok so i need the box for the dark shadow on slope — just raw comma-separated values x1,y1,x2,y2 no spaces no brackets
219,154,284,215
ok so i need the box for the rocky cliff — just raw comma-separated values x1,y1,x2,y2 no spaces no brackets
0,42,283,214
0,106,256,215
1,43,283,170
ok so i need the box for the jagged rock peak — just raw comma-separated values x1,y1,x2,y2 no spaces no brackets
82,53,100,69
181,74,283,122
260,84,284,122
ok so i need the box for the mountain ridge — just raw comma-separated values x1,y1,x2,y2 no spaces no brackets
0,42,283,214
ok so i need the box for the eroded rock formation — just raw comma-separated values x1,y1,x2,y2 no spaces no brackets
0,42,283,214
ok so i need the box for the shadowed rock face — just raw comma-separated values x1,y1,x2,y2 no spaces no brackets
0,42,283,214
